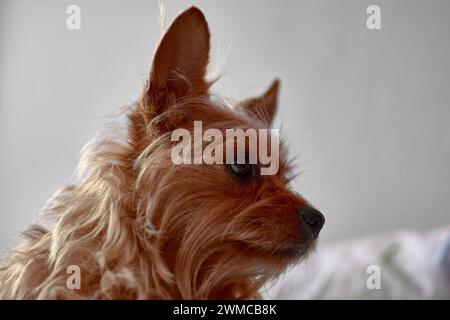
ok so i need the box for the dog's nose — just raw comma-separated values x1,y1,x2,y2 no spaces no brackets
298,207,325,240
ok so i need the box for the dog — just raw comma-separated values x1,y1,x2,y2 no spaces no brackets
0,6,324,299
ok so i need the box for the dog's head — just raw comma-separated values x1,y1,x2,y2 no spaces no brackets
127,7,324,299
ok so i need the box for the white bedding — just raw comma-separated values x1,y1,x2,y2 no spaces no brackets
263,227,450,299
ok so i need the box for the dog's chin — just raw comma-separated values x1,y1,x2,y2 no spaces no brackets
234,239,317,266
278,240,317,259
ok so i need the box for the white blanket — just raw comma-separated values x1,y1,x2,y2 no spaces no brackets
263,227,450,299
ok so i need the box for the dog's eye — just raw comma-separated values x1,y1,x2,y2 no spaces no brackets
227,163,258,177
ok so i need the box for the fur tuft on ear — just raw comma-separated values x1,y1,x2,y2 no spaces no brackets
145,6,211,115
239,79,280,126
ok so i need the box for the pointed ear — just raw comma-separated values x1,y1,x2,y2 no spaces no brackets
145,6,210,114
239,79,280,126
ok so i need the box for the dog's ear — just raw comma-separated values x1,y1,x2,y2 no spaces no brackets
239,79,280,126
144,6,210,115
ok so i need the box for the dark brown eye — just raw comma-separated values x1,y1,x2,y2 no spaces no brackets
227,163,258,177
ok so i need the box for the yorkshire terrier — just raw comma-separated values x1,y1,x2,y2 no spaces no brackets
0,6,324,299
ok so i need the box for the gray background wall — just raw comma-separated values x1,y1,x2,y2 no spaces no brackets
1,0,449,254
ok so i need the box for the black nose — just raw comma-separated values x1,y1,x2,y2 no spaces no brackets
298,207,325,240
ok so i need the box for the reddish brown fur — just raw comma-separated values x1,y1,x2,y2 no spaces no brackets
0,7,320,299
